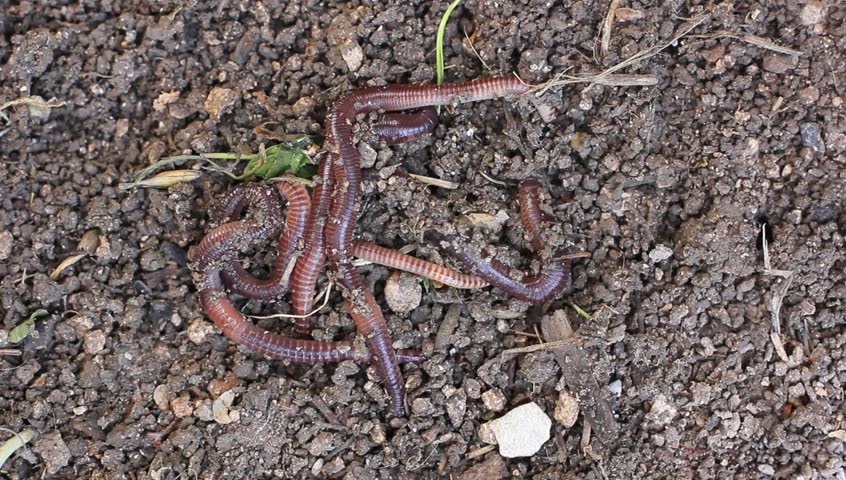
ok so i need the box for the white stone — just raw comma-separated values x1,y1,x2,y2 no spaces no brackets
799,0,825,26
488,402,551,458
608,379,623,396
649,244,673,263
340,39,363,72
645,394,677,427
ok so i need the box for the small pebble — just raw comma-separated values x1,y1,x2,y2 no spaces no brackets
762,54,797,74
799,0,825,26
212,390,239,424
478,421,496,445
369,423,386,445
153,384,172,411
608,379,623,396
358,142,378,169
487,402,552,458
553,390,579,428
411,397,436,416
194,400,214,422
187,319,216,345
384,271,422,314
311,458,324,477
0,231,12,260
307,431,336,457
208,372,240,398
171,394,194,418
340,38,364,72
16,359,41,384
32,431,71,475
444,385,467,426
797,86,820,105
649,245,673,263
83,330,106,354
800,123,825,156
463,210,509,233
645,394,677,427
758,464,775,476
457,455,506,480
481,388,507,412
203,87,239,121
292,96,315,116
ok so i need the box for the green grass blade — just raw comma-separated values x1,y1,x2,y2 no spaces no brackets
568,302,594,320
0,429,36,470
436,0,462,85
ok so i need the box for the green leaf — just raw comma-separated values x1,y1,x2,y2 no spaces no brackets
8,309,48,343
235,138,314,181
244,143,309,179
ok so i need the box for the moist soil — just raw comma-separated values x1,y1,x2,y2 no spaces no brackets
1,1,845,479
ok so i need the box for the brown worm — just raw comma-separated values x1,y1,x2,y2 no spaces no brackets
351,240,488,289
198,270,423,364
192,76,563,416
424,179,571,304
192,185,424,364
371,107,438,145
322,76,529,414
215,181,311,299
517,178,546,252
289,154,333,334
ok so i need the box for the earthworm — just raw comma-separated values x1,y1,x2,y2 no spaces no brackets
322,76,529,414
424,179,570,303
193,187,424,364
194,76,543,415
290,153,333,334
289,107,440,335
192,186,282,273
214,181,311,300
371,107,438,144
517,178,546,252
198,270,424,364
351,240,488,289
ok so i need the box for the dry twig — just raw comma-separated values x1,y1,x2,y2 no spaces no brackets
531,13,709,96
760,223,796,366
599,0,622,58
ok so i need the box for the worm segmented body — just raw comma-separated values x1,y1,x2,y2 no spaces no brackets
191,76,576,416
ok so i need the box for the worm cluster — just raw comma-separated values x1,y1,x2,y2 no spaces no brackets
189,76,573,416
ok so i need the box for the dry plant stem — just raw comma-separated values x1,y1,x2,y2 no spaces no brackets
530,13,708,96
323,76,529,414
600,0,622,58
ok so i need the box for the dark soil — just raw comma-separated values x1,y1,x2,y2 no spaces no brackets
2,1,845,479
